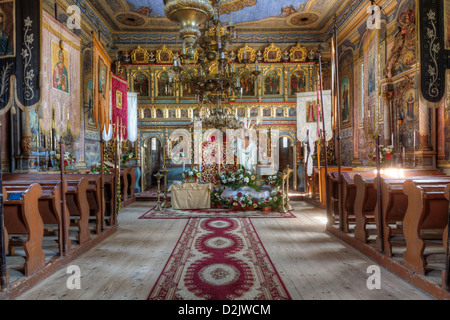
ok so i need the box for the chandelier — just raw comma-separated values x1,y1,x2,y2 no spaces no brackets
196,102,246,131
164,0,259,105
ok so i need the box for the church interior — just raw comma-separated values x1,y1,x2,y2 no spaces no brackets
0,0,450,302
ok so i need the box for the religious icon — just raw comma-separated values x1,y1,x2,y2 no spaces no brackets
341,77,350,124
290,69,306,95
264,70,280,95
404,89,415,121
52,43,69,93
168,108,176,118
263,108,271,117
368,46,376,95
180,109,188,118
157,71,171,96
133,72,149,97
0,2,14,58
240,75,255,96
250,108,258,117
237,108,245,117
156,108,163,118
86,79,95,127
306,100,321,123
193,108,200,118
276,107,284,117
98,57,107,98
116,90,122,109
289,107,297,117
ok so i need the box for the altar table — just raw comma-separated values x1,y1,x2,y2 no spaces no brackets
168,183,213,210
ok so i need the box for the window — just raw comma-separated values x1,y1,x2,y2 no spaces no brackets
151,138,157,151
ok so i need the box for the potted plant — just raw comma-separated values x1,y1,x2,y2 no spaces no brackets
258,198,273,212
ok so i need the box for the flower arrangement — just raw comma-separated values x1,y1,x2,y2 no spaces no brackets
183,168,201,181
263,173,282,189
211,186,225,207
121,152,133,166
90,164,111,174
369,145,393,165
56,151,76,170
228,192,258,210
219,166,259,191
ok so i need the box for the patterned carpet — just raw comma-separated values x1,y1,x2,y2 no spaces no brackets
139,207,296,219
148,217,292,300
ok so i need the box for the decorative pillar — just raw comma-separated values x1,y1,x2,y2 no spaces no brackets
416,100,436,168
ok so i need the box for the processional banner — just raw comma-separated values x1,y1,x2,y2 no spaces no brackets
111,73,128,141
296,90,332,143
40,10,81,137
0,0,41,115
92,32,111,134
418,0,450,107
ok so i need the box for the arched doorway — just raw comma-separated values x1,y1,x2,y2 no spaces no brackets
278,136,294,188
144,137,163,190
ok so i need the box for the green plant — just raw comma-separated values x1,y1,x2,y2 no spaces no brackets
183,168,201,180
121,152,133,165
219,166,259,192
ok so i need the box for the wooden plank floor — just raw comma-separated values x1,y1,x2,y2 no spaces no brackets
15,201,433,300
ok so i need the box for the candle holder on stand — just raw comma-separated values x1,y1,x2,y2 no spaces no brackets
154,172,163,211
160,167,171,208
278,171,288,214
284,165,293,211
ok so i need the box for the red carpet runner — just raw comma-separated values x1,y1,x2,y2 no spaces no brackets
139,207,296,219
148,217,292,300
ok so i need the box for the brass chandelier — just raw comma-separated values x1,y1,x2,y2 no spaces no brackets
164,0,259,105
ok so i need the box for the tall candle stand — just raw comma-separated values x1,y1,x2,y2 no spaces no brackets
284,165,293,211
160,167,171,208
278,171,288,214
154,172,163,211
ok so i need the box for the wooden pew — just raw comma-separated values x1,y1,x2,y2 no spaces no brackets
66,174,102,234
66,178,91,245
3,174,91,247
2,184,45,276
340,171,377,233
3,181,71,255
327,172,340,224
127,168,136,202
403,180,450,274
374,173,450,256
353,173,379,243
103,173,116,226
120,168,131,204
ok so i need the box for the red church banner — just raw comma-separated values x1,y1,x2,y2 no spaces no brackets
111,73,128,141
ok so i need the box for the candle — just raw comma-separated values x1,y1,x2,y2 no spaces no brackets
413,130,416,151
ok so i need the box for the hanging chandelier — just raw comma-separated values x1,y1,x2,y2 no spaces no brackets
164,0,259,105
195,102,246,131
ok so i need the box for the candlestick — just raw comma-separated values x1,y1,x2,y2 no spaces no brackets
278,171,288,213
154,172,163,211
284,165,293,211
160,167,171,208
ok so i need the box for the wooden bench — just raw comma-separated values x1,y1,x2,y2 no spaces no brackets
65,178,90,246
3,181,71,255
403,180,450,274
120,168,131,204
66,174,102,234
353,173,379,243
374,174,450,256
340,171,377,233
103,173,116,226
3,174,91,247
2,184,45,276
